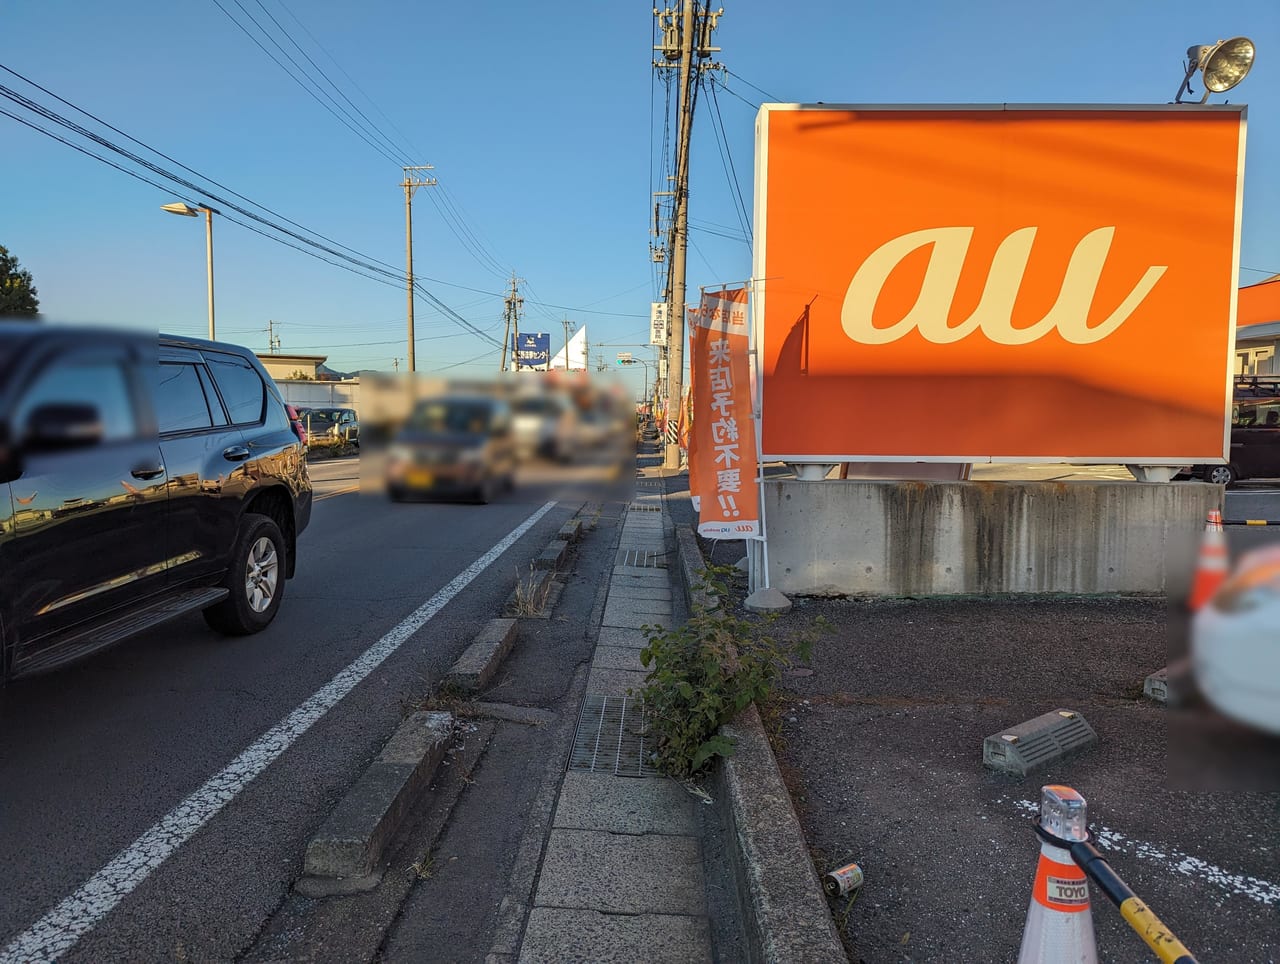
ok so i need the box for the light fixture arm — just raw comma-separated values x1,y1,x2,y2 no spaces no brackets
1173,59,1198,104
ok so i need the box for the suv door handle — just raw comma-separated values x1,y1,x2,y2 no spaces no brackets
131,464,165,480
222,446,251,462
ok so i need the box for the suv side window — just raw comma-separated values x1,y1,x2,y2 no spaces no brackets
16,356,138,443
205,353,265,425
157,362,216,434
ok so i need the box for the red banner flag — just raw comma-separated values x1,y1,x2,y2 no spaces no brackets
690,287,760,539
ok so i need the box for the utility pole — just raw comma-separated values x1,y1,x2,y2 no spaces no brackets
501,273,524,372
266,319,281,353
561,317,575,372
401,165,437,373
654,2,722,468
393,357,400,373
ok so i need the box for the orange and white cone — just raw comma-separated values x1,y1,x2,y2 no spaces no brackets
1017,786,1098,964
1188,509,1229,612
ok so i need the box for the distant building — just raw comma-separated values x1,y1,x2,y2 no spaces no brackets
1236,276,1280,375
256,352,328,381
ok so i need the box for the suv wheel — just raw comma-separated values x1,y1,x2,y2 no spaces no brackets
204,513,286,635
1204,464,1238,486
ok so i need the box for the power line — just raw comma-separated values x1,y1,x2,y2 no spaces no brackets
247,0,411,165
703,75,752,242
726,69,780,103
0,63,395,274
274,0,425,161
211,0,408,167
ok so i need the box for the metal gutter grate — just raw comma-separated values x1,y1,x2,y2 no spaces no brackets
569,694,656,777
616,549,667,568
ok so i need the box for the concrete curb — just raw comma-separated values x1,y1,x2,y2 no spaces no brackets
673,525,844,963
558,518,583,543
674,525,719,614
301,710,454,889
443,618,519,695
535,538,569,571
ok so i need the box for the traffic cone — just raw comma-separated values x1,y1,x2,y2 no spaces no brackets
1188,509,1229,612
1017,786,1098,964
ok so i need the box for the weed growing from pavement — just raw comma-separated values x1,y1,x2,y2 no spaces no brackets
636,565,819,778
510,564,552,617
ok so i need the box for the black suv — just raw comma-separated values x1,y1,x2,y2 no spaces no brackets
0,325,312,682
1184,376,1280,486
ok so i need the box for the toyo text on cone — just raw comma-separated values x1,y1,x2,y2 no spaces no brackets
1018,786,1099,964
1188,509,1228,612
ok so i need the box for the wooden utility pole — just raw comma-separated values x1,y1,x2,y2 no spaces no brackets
401,165,436,373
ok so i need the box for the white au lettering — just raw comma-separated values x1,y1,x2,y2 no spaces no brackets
840,227,1166,345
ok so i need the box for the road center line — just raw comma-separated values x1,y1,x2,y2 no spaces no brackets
1,500,558,963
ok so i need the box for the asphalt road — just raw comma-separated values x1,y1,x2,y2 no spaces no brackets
0,454,618,962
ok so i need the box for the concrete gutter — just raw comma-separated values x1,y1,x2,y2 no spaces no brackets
673,525,844,961
300,710,454,893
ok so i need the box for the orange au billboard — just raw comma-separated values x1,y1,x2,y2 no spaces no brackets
754,105,1246,462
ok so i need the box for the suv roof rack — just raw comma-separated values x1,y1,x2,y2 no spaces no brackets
1235,374,1280,397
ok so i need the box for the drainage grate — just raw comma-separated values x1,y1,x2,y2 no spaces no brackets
636,480,663,488
617,549,667,568
569,694,656,777
629,503,662,512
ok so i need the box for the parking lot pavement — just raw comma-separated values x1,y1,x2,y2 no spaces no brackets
762,595,1280,964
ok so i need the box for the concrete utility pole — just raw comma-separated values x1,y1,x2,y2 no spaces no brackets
655,1,722,469
401,165,437,373
501,273,524,371
266,319,281,353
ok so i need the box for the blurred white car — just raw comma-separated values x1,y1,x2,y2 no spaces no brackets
511,393,577,462
1191,545,1280,736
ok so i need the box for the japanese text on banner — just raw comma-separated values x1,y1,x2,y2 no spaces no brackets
690,287,759,539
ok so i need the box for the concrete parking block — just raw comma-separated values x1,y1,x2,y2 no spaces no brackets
533,829,705,916
553,771,696,835
519,908,710,964
586,666,649,695
592,645,647,673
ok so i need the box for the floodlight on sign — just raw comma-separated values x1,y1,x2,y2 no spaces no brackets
1175,37,1255,103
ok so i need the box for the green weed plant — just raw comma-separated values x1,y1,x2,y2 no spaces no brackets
637,565,814,778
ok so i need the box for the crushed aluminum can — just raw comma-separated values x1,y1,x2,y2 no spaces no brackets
823,862,864,898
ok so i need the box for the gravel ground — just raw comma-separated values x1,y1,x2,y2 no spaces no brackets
713,578,1280,964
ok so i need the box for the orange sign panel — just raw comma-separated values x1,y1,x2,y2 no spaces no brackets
755,105,1246,462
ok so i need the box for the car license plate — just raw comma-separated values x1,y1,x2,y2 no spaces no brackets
406,469,434,487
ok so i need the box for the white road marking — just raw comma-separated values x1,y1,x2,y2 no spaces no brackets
1006,798,1280,906
1,501,559,963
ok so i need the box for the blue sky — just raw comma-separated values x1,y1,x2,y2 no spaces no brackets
2,1,1277,394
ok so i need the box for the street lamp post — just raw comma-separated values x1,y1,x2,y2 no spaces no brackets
161,202,218,340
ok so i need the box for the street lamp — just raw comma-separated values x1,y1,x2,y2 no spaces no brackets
161,201,219,340
1175,37,1256,103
